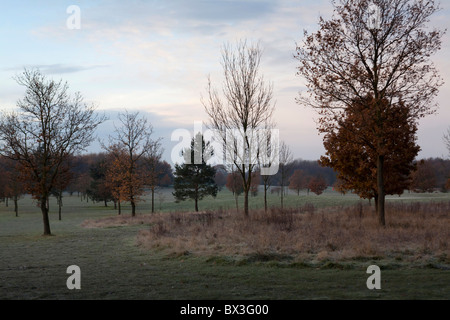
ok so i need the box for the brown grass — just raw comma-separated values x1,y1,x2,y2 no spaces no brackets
81,214,152,228
84,202,450,265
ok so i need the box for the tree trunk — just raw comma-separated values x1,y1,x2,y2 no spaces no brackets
41,196,51,235
243,164,250,216
376,155,386,226
374,194,378,215
280,186,284,209
151,187,155,213
118,200,121,215
104,199,107,207
244,188,249,216
131,201,136,217
5,197,8,207
14,195,18,217
195,198,199,212
58,192,62,221
264,184,268,213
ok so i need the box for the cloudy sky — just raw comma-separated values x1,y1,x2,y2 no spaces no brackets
0,0,449,165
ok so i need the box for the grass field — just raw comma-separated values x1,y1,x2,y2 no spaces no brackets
0,188,449,300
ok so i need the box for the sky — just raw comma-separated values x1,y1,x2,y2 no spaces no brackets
0,0,449,165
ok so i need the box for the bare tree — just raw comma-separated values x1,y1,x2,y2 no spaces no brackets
203,40,276,216
0,68,105,235
143,136,163,213
102,111,159,217
279,141,293,209
444,127,450,156
258,124,279,212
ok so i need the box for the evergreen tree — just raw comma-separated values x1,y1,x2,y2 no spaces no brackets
173,133,218,212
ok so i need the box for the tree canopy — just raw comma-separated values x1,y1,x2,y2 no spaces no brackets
0,68,105,234
295,0,445,225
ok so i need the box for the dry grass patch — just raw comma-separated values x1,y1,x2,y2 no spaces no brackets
81,214,154,228
85,202,450,265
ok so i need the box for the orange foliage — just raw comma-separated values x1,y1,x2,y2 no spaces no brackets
320,97,419,200
105,144,145,206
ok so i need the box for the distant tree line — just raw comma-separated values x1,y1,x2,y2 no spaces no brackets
70,152,173,211
217,159,336,194
409,158,450,193
2,152,447,216
213,157,450,200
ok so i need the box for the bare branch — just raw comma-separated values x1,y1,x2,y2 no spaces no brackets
203,40,276,215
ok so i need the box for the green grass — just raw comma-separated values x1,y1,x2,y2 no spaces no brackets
0,191,449,299
138,186,450,213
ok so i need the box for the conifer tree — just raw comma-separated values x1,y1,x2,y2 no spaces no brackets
173,133,218,212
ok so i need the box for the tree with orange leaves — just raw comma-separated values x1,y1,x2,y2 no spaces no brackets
308,175,328,196
289,169,310,196
296,0,444,225
104,144,132,215
319,97,419,210
103,111,159,216
0,157,26,216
